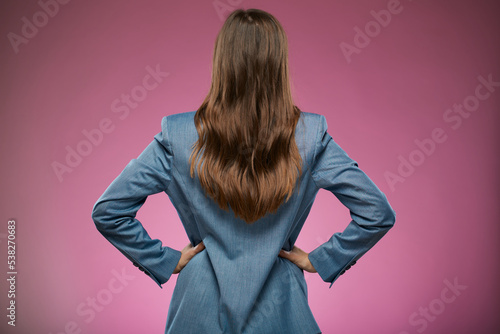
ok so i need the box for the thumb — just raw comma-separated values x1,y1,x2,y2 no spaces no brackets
194,241,205,253
278,249,292,260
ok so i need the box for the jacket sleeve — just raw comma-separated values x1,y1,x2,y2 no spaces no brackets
91,116,182,288
307,115,396,288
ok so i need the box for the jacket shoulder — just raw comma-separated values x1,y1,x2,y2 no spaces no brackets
159,111,197,134
162,111,196,127
299,111,327,134
156,111,198,153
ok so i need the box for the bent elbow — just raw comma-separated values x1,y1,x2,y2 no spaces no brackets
370,196,396,230
380,201,396,229
91,201,107,232
386,206,396,228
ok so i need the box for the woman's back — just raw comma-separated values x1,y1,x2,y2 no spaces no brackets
164,110,320,333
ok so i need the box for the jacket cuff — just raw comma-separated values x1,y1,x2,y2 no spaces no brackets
134,247,182,288
308,245,356,289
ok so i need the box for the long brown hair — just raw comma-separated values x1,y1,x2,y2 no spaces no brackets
189,8,302,223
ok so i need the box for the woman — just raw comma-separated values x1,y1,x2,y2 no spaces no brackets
92,8,396,334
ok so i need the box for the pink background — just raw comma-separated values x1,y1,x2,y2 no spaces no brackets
1,0,499,333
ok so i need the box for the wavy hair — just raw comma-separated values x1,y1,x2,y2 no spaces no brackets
189,8,302,223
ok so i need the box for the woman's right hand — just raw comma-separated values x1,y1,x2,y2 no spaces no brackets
173,241,205,274
278,245,317,273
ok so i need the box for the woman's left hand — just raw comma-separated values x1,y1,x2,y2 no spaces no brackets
173,241,205,274
278,245,317,273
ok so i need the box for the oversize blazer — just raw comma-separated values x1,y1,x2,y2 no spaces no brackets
91,110,396,334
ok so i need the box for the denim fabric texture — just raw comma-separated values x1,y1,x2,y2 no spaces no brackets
91,111,396,334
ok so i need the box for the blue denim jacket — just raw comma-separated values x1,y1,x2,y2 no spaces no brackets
92,111,396,334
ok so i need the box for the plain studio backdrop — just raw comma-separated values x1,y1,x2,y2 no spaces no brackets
0,0,499,333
